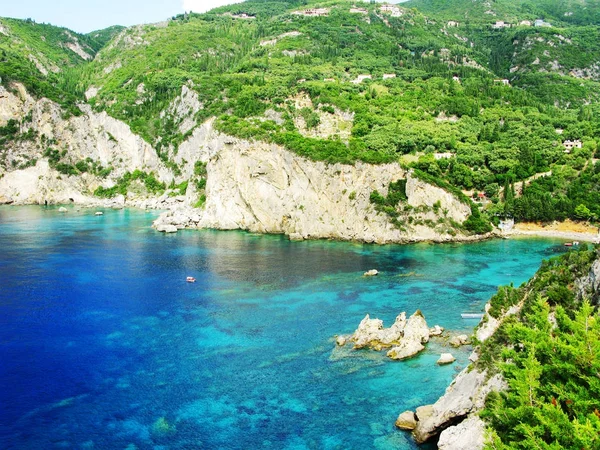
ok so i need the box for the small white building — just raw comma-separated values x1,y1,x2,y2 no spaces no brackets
534,19,551,27
379,4,402,17
563,140,582,153
293,8,329,17
492,21,510,29
434,152,454,160
349,7,368,15
447,21,459,27
494,79,511,86
351,74,372,84
382,73,396,80
519,20,532,26
231,13,256,19
452,76,461,83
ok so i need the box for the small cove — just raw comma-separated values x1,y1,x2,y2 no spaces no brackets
0,206,569,449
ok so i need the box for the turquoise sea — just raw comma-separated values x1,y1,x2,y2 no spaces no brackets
0,206,568,449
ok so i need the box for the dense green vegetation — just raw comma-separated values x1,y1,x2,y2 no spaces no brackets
2,0,600,231
476,247,600,449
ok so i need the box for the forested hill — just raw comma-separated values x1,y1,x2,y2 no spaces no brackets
2,0,600,226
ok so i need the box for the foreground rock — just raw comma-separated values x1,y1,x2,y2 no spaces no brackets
412,368,506,444
364,269,379,276
436,353,456,365
437,415,486,450
395,411,417,430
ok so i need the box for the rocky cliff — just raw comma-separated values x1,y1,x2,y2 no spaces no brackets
1,82,485,244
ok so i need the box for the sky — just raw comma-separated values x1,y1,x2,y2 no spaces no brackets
0,0,243,33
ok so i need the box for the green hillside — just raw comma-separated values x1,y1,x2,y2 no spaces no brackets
2,0,600,226
0,17,102,113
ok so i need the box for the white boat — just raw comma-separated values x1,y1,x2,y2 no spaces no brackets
461,313,484,319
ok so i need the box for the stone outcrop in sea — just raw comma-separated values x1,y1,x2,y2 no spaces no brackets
336,310,442,360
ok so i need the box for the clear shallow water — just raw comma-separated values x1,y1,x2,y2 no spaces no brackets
0,206,568,450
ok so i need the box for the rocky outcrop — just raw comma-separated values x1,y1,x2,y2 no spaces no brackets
335,310,440,360
0,83,172,205
395,411,417,430
448,334,469,347
436,353,456,365
576,257,600,305
437,415,486,450
412,367,506,444
349,313,407,350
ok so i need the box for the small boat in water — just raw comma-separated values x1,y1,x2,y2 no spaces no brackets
186,276,196,283
461,313,484,319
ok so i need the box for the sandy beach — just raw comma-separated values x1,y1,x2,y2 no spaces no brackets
507,220,600,243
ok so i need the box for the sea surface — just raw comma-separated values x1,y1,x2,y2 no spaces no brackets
0,206,569,450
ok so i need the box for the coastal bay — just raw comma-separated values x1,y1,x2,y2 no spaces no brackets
0,206,569,449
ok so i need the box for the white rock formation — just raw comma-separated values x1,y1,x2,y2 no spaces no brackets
387,310,430,360
449,334,469,347
429,325,444,336
351,312,406,350
412,368,506,444
437,415,486,450
364,269,379,276
436,353,456,365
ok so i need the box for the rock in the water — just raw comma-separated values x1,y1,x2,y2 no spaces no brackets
449,334,469,347
437,353,456,365
387,339,424,360
58,206,67,212
395,411,417,430
364,269,379,276
429,325,444,336
335,335,347,346
156,224,178,233
351,312,406,349
437,415,486,450
387,310,430,360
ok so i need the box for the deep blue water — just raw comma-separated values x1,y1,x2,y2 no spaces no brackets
0,206,568,449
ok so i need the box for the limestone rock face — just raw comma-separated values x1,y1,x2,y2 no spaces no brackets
576,257,600,305
412,368,506,444
437,415,486,450
429,325,444,336
387,340,425,360
395,411,417,430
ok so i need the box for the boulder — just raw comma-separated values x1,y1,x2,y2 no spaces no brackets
449,334,469,347
364,269,379,276
437,353,456,365
395,411,417,430
429,325,444,336
58,206,67,212
156,224,178,233
387,339,424,360
437,416,486,450
335,335,347,346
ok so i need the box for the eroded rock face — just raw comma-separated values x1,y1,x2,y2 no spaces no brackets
387,310,431,360
412,368,506,444
437,415,486,450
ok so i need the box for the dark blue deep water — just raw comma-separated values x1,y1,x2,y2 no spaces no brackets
0,206,567,449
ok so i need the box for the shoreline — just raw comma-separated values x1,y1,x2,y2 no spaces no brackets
506,220,600,243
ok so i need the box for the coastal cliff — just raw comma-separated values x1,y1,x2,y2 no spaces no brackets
0,83,485,244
